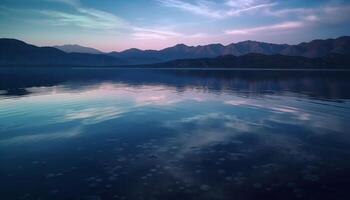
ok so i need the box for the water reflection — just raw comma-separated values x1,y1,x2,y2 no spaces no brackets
1,68,350,99
0,68,350,200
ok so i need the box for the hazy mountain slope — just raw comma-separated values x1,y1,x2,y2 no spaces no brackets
0,39,124,66
53,44,104,54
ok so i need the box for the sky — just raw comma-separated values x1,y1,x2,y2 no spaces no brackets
0,0,350,52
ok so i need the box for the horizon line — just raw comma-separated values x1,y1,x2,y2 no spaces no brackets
1,35,349,53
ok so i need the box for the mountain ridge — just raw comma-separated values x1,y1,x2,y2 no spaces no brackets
107,36,350,64
0,39,124,66
53,44,104,54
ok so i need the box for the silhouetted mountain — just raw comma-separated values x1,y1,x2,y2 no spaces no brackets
280,36,350,58
53,44,104,54
0,39,124,66
226,41,288,56
107,42,285,65
1,37,350,68
108,48,161,64
108,36,350,64
145,53,350,69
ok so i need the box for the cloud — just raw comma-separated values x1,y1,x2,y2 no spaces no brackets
77,8,128,28
225,3,350,36
156,0,222,18
132,27,207,40
264,4,350,23
225,0,276,16
46,0,80,6
7,0,205,42
225,21,304,35
156,0,276,18
40,0,129,30
132,27,183,40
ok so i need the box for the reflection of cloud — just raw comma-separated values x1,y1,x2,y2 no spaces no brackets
258,132,318,162
224,97,311,121
134,94,178,105
0,127,81,145
177,112,222,123
64,106,124,125
225,99,249,106
226,97,347,135
130,85,205,106
154,110,319,186
2,82,348,147
269,105,310,121
164,112,264,154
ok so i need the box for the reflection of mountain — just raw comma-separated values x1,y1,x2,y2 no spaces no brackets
145,53,350,69
53,44,104,54
1,68,349,100
0,39,124,66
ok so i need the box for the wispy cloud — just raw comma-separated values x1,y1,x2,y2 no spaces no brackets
225,21,303,35
225,0,276,16
132,27,183,40
225,3,350,36
40,0,128,30
156,0,222,18
20,0,206,42
132,27,207,40
46,0,80,6
263,3,350,24
37,10,126,29
156,0,275,18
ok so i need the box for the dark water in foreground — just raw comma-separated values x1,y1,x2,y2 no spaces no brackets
0,68,350,200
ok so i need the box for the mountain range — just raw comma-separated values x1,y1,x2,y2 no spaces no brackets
0,36,350,68
0,39,124,66
107,36,350,64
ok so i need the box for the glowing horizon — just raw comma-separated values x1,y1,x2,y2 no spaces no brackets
1,0,350,52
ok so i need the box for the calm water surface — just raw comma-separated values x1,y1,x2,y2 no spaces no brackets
0,68,350,200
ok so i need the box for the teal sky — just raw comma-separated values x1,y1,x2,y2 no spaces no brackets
0,0,350,51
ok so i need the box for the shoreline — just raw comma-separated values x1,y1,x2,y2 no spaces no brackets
1,66,350,71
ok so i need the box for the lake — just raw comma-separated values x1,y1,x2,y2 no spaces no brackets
0,68,350,200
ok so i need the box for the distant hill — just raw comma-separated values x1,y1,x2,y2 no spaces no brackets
108,36,350,65
143,53,350,69
0,39,124,66
53,44,104,54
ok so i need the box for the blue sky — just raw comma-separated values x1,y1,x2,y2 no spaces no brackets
0,0,349,51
